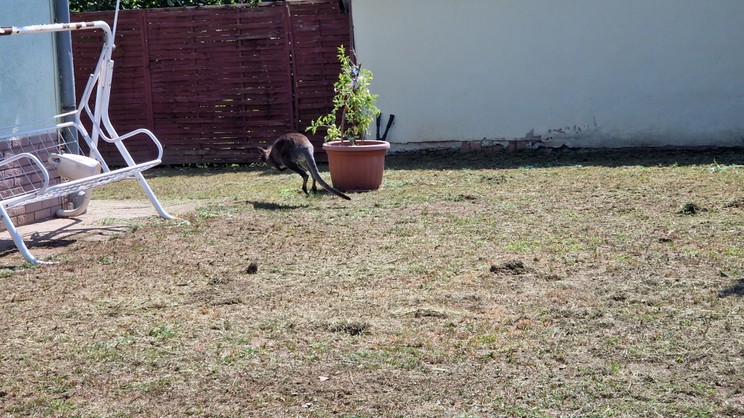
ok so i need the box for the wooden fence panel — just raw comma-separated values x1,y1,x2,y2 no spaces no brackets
145,6,294,164
71,1,349,165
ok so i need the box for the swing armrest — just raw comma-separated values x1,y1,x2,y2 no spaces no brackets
0,153,51,199
0,152,49,207
100,128,165,162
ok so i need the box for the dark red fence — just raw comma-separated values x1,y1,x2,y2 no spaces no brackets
72,0,350,165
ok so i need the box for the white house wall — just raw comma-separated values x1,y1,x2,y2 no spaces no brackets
351,0,744,149
0,0,58,128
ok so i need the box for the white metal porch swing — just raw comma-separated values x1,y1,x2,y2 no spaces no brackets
0,1,174,264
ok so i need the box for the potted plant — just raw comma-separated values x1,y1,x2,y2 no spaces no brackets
307,45,390,192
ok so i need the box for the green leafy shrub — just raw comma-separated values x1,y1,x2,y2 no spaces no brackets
307,45,380,145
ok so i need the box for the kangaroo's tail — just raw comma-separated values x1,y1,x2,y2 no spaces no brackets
304,150,351,200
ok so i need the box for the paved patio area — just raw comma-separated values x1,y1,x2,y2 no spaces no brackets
0,200,194,264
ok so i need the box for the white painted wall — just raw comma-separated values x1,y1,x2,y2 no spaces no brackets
352,0,744,149
0,0,58,129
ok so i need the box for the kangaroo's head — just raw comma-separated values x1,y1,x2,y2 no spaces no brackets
257,146,272,165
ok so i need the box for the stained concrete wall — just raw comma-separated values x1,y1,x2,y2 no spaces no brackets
0,0,58,129
351,0,744,150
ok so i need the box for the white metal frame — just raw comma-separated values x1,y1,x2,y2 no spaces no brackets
0,21,174,264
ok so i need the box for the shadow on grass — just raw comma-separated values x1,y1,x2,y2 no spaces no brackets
142,162,333,179
140,148,744,177
247,201,309,211
0,239,77,259
144,163,264,179
719,279,744,298
0,217,131,260
385,148,744,171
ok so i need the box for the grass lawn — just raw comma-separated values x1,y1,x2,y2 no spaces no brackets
1,149,742,417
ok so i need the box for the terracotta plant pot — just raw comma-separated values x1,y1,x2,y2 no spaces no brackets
322,140,390,192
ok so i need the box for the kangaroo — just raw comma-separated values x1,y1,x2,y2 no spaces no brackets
258,133,351,200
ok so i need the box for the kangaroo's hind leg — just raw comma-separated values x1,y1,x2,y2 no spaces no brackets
299,161,318,194
286,162,311,194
